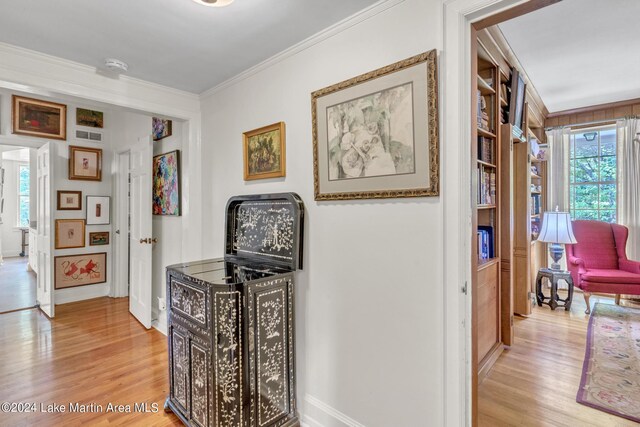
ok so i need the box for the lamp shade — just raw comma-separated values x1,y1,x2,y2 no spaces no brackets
537,211,577,244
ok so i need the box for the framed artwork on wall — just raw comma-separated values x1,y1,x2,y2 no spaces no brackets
57,190,82,210
12,95,67,140
242,121,286,180
69,146,102,181
76,108,104,128
153,150,181,216
86,196,110,225
152,117,172,141
54,252,107,289
55,219,85,249
311,49,439,200
89,232,109,246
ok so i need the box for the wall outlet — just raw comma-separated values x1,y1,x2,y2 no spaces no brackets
158,297,166,311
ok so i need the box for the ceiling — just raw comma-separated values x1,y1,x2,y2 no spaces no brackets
499,0,640,113
0,0,377,94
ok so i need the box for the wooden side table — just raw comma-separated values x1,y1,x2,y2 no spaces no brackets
536,268,574,311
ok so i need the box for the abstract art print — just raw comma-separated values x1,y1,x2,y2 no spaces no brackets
153,150,181,216
152,117,172,141
76,108,104,128
54,252,107,289
12,95,67,140
86,196,110,225
55,219,85,249
69,146,102,181
312,50,439,200
242,122,286,180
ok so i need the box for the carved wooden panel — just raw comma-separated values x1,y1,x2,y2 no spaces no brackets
171,279,207,327
190,341,210,427
214,291,243,426
171,327,189,413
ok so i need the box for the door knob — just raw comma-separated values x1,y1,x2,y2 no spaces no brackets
151,238,158,244
140,238,149,244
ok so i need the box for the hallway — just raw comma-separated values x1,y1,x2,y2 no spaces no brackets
0,257,36,313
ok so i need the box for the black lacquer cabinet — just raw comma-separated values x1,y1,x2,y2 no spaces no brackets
165,193,303,427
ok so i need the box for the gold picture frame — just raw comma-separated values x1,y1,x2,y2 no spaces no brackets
12,95,67,140
55,219,85,249
69,146,102,181
243,122,286,180
311,50,439,200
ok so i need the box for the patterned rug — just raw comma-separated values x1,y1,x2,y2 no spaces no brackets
577,303,640,422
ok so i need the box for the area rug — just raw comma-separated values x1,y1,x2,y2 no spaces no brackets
577,303,640,422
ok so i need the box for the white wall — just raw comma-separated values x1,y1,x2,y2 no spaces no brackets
200,0,444,426
0,158,27,257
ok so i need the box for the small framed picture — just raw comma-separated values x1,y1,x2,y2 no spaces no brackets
12,95,67,140
243,121,286,180
76,108,104,128
69,146,102,181
89,232,109,246
152,117,172,141
86,196,110,225
55,219,85,249
57,191,82,210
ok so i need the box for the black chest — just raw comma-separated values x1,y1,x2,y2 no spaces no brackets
165,193,303,427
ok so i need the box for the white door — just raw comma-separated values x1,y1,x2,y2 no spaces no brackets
36,142,55,318
129,136,153,328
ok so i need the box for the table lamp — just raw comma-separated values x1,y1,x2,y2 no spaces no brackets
537,209,577,271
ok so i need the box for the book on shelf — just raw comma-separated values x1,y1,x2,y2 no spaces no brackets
478,225,495,259
530,194,541,216
477,137,494,164
477,165,496,205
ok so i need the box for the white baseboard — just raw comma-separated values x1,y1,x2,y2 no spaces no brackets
2,251,23,258
302,394,366,427
55,283,110,304
152,308,168,335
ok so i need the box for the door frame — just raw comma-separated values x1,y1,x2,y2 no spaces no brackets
113,150,131,298
443,0,559,425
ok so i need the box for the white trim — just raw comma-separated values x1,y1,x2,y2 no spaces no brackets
200,0,406,99
302,394,365,427
1,251,22,258
152,308,168,336
442,1,530,426
112,150,131,298
55,284,110,305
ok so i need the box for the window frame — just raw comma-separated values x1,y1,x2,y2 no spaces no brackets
568,125,617,223
16,163,30,228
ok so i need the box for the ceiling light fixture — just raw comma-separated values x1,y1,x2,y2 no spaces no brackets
191,0,235,7
104,58,129,73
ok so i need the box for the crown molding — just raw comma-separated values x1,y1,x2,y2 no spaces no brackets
0,41,200,119
199,0,406,99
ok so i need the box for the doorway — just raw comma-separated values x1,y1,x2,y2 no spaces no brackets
0,145,37,313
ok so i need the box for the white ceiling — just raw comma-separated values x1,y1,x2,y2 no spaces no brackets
0,0,377,94
499,0,640,113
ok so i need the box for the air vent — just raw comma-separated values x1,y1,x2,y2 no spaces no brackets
76,130,103,142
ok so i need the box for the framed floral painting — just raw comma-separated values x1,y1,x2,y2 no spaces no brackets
152,117,172,141
153,150,181,216
243,122,286,180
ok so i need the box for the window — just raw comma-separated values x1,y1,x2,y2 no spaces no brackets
569,127,616,222
17,164,29,227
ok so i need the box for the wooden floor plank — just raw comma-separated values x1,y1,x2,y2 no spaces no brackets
479,291,640,426
0,257,36,313
0,297,181,426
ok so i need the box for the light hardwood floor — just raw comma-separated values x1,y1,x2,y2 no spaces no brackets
0,297,181,426
0,257,36,313
479,291,640,427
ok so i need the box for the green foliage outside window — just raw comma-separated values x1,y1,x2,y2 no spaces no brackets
18,165,29,228
569,128,616,223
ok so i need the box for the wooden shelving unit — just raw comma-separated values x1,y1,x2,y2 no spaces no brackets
473,40,509,384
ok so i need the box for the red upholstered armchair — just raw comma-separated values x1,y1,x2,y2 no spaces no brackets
566,220,640,314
